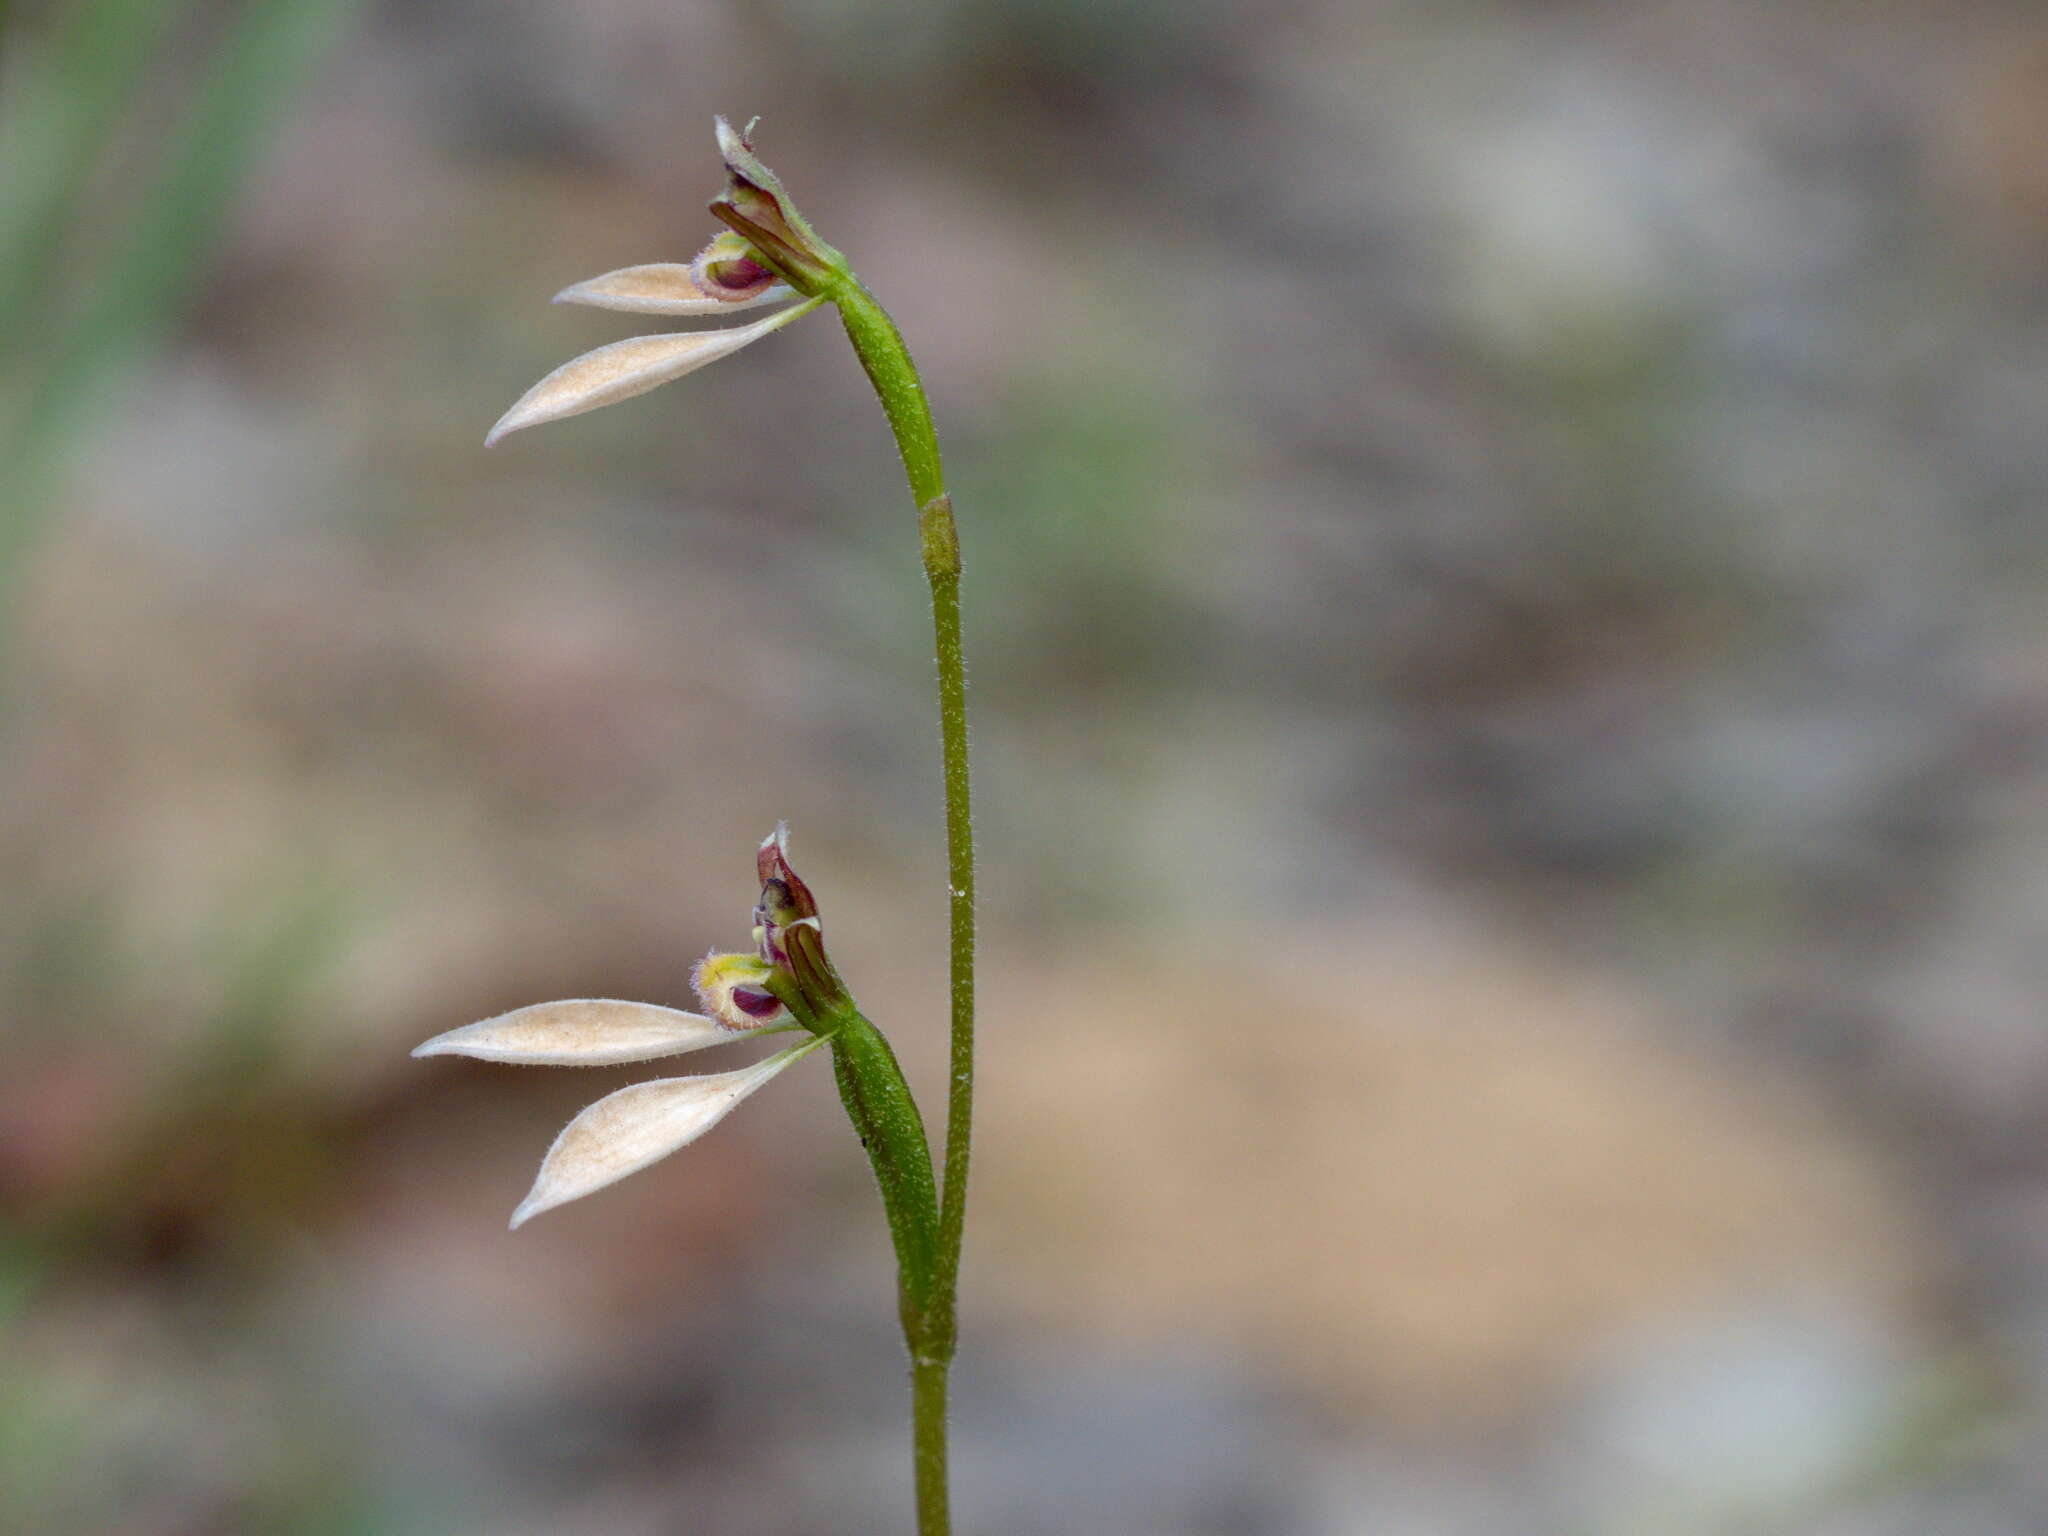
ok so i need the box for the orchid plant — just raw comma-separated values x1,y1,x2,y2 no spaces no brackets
414,120,977,1534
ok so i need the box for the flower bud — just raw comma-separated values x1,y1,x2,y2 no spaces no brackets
754,822,819,966
746,824,848,1016
708,116,844,295
693,951,794,1031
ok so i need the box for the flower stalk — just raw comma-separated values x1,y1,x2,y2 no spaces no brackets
833,288,976,1536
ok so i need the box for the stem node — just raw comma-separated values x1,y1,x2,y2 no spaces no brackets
920,493,961,577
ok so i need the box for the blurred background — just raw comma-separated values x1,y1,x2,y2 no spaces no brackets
4,0,2047,1531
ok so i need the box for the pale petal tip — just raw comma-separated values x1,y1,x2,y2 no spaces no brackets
510,1167,568,1228
486,398,550,446
548,276,625,308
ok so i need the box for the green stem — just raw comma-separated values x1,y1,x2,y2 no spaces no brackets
912,1355,951,1536
834,281,975,1534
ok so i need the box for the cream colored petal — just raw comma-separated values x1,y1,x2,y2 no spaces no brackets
509,1051,805,1228
411,999,742,1066
552,263,792,315
485,299,819,445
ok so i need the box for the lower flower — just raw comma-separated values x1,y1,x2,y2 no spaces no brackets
412,832,845,1227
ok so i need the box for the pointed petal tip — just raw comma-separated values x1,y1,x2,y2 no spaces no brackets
486,395,558,446
509,1162,569,1228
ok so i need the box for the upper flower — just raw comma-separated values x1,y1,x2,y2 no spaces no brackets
412,827,837,1227
705,115,844,295
485,118,839,447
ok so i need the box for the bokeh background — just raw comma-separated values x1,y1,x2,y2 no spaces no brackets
5,1,2048,1531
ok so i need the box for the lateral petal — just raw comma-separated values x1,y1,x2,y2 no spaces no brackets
411,1000,743,1066
509,1052,806,1228
485,300,817,445
552,263,791,315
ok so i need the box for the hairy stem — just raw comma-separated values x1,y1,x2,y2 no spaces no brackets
912,1354,951,1536
835,280,975,1535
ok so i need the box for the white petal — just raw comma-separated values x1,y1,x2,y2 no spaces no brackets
485,299,818,446
509,1052,804,1227
552,263,792,315
411,1000,743,1066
